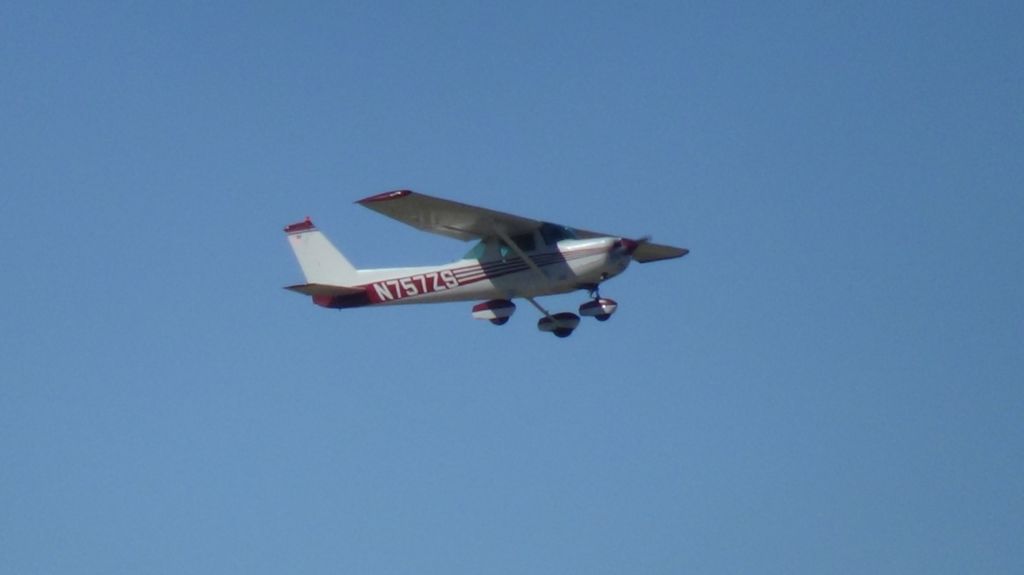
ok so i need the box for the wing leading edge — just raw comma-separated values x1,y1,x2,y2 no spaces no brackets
357,189,688,262
357,190,541,241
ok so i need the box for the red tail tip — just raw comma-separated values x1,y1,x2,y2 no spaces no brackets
284,218,316,233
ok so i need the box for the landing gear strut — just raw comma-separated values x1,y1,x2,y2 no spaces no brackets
525,287,618,338
527,297,580,338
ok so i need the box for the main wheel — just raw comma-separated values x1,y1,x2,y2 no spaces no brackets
595,313,611,322
490,317,510,326
553,328,574,338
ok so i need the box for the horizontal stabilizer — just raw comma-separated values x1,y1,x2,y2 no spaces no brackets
284,283,364,297
633,243,689,263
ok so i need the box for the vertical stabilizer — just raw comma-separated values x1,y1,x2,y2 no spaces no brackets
284,218,359,285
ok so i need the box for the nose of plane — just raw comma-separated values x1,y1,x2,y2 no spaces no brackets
612,238,640,255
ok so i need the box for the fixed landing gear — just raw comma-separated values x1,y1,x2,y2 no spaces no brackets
579,286,618,322
523,288,621,338
579,297,618,321
537,312,581,338
472,300,516,325
526,298,581,338
482,285,619,338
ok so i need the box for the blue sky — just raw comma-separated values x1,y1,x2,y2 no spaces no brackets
2,1,1021,573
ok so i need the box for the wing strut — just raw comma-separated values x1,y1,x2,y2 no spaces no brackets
493,227,548,282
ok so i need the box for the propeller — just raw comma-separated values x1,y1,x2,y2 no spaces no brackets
612,235,688,263
612,235,652,257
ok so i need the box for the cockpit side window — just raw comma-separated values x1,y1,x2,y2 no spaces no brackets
464,230,557,261
539,222,578,245
509,233,536,252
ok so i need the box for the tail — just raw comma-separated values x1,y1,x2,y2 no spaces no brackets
284,218,359,286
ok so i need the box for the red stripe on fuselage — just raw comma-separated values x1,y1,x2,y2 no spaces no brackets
359,245,610,305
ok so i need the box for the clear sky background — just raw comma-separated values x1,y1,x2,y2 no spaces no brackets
2,2,1021,573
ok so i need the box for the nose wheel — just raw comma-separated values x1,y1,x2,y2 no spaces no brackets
579,287,618,322
525,287,620,337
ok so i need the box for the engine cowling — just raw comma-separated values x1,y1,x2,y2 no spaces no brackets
579,298,618,321
472,299,516,325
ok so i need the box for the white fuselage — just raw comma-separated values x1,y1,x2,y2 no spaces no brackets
346,237,630,307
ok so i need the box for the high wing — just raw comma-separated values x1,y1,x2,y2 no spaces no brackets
357,190,688,262
357,189,541,241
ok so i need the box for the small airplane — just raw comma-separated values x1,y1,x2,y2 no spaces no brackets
284,190,688,337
